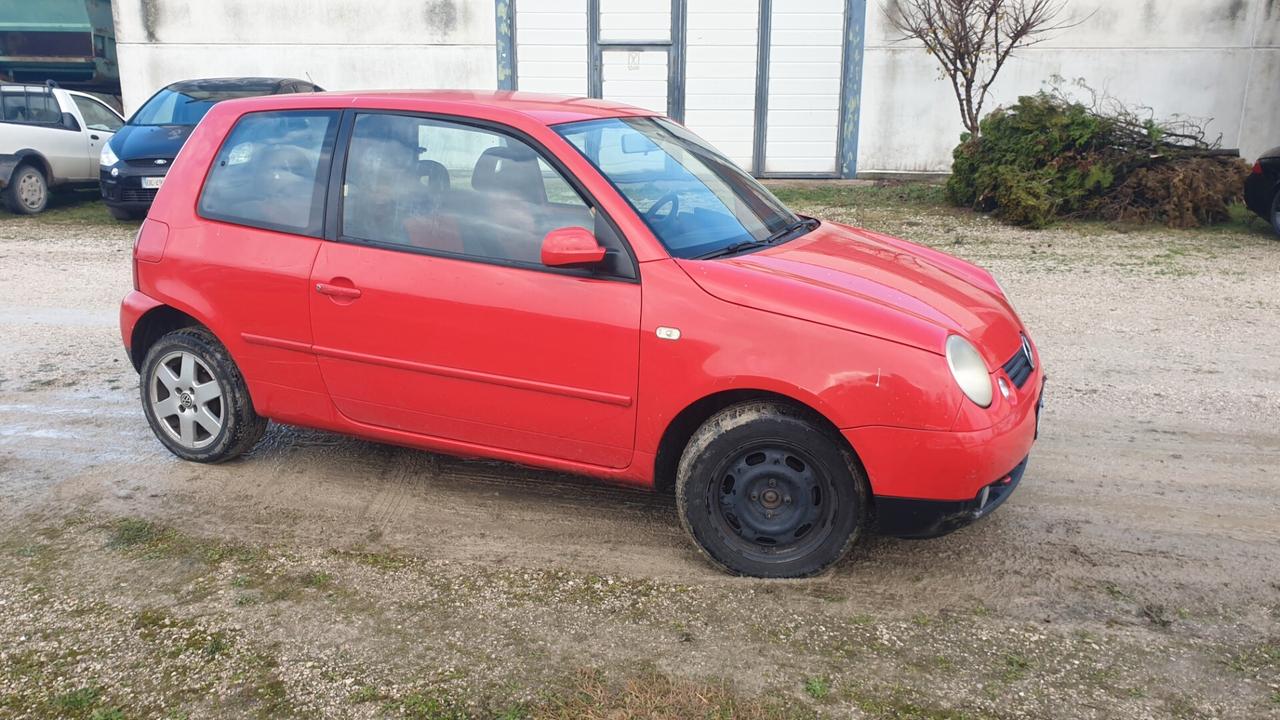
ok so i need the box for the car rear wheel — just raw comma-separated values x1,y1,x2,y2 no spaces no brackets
676,401,867,577
140,328,267,463
3,165,48,215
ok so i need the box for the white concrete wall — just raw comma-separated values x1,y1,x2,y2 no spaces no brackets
684,0,759,168
861,0,1280,174
516,0,588,96
764,0,844,175
112,0,497,115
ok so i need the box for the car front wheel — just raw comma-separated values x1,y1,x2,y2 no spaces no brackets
3,165,48,215
676,401,867,577
140,328,267,463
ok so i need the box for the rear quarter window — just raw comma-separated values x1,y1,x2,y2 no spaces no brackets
197,110,339,236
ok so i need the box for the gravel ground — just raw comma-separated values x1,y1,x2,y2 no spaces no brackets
0,190,1278,719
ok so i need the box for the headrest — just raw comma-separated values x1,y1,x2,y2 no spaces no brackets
471,145,546,204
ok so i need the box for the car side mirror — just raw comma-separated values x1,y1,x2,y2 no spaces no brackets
541,227,607,268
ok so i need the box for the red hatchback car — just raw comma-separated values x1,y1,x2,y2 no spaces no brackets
120,91,1044,577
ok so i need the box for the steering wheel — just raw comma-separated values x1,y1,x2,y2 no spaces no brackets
644,192,680,225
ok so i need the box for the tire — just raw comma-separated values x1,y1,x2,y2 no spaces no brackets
108,205,141,221
139,327,267,463
675,401,868,578
3,165,48,215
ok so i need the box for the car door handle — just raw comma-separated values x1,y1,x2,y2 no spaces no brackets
315,282,362,299
90,134,100,140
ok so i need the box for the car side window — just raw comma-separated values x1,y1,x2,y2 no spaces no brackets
72,95,123,132
198,110,339,236
1,89,60,125
340,113,629,274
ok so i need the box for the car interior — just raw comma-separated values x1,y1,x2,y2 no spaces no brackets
341,114,595,265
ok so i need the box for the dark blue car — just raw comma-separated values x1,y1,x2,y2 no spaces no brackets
99,77,323,220
1244,146,1280,236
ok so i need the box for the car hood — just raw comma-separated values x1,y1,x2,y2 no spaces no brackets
674,221,1025,364
110,124,195,161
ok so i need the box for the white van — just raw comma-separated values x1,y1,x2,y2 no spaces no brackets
0,83,124,214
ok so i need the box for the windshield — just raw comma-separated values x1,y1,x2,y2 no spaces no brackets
556,117,802,259
129,87,269,126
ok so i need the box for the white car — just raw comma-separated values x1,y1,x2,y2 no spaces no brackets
0,83,124,214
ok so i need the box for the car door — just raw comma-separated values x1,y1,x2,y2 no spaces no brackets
69,93,124,180
0,87,83,181
186,109,340,408
309,112,642,468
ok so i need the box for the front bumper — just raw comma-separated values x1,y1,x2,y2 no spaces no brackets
100,164,167,210
845,372,1044,538
874,455,1029,538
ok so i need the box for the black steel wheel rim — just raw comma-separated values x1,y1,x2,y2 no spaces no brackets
706,440,838,561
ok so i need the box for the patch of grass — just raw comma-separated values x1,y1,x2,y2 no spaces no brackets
1226,641,1280,675
105,517,263,566
0,193,130,227
53,686,101,711
530,668,814,720
846,684,986,720
347,685,384,704
767,181,949,212
1001,654,1031,683
392,690,470,720
803,676,831,700
300,570,332,589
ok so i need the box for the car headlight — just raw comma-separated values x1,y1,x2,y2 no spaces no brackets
945,335,993,408
99,142,119,167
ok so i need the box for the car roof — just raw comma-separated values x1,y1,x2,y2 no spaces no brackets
213,90,656,126
165,77,309,93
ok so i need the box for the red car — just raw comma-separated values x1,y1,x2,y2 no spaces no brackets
120,91,1044,578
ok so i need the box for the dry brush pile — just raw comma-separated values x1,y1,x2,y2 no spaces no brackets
946,91,1250,229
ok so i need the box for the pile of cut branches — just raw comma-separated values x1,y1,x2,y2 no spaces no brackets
947,88,1249,228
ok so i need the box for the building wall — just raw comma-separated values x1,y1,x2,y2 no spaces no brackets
111,0,1279,174
111,0,497,114
860,0,1280,173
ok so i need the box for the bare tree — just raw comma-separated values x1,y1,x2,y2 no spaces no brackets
885,0,1078,137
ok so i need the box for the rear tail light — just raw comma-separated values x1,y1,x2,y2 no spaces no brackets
1252,162,1264,175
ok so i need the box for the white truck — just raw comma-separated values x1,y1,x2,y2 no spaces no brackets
0,83,124,214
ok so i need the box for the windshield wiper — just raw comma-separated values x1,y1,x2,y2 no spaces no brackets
765,216,818,244
694,217,818,260
695,240,774,260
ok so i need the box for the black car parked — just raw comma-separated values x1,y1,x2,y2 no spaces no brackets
1244,146,1280,236
99,77,323,220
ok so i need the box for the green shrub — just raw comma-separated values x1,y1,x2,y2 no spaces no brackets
947,92,1247,228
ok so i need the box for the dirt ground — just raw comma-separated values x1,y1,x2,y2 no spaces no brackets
0,188,1278,719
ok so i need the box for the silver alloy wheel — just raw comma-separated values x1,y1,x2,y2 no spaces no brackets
150,350,224,449
17,171,45,211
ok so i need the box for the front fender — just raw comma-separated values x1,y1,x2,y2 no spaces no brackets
633,259,963,457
